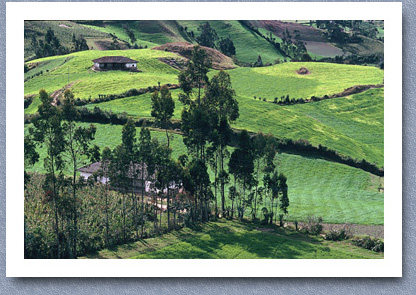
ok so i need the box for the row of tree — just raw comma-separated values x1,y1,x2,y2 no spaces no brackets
24,45,290,258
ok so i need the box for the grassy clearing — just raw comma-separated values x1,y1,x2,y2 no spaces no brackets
24,49,181,99
25,123,383,225
81,220,383,259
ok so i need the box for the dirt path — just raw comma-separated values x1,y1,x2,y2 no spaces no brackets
287,222,384,239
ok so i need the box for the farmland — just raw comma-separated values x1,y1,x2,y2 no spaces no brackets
81,220,383,259
24,19,385,259
24,123,383,225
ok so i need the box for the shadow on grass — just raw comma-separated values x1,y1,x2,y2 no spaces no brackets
137,221,331,259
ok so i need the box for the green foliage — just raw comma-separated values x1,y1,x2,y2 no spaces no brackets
196,22,219,49
218,37,236,57
301,216,324,235
351,236,384,252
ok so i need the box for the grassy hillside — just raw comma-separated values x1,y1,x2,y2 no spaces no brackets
81,220,383,259
24,21,110,60
24,49,182,99
225,62,384,100
25,123,383,225
84,86,384,166
82,20,188,48
177,20,286,64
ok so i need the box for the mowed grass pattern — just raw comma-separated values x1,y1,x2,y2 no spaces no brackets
25,123,383,225
82,220,383,259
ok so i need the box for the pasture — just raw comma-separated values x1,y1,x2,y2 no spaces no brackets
24,49,181,99
25,123,383,225
81,220,383,259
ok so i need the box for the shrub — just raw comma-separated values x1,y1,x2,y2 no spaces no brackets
324,225,352,241
301,216,323,235
351,236,384,252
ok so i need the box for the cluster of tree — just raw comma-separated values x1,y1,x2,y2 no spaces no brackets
316,20,362,44
179,25,195,38
71,33,89,52
195,22,236,57
320,53,384,68
280,28,311,61
177,45,289,222
122,24,136,44
24,46,291,258
25,89,100,258
29,28,91,59
30,28,70,58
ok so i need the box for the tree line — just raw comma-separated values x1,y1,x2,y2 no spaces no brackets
24,45,290,258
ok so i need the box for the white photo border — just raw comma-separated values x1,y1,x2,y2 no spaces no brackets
7,2,402,277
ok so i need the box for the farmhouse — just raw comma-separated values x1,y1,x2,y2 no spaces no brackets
77,161,177,194
92,56,138,71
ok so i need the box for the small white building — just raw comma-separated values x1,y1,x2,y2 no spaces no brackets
92,56,138,71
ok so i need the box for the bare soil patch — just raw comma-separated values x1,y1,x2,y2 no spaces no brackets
304,41,344,58
152,42,237,70
254,20,326,42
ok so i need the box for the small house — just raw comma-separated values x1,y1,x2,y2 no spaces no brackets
92,56,138,71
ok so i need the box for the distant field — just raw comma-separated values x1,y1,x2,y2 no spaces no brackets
304,41,344,58
25,123,383,225
177,20,286,64
225,62,384,100
24,49,181,99
81,220,383,259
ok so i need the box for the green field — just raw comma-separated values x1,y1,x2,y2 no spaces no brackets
25,122,383,225
81,220,383,259
225,62,384,100
178,20,286,64
82,21,187,48
24,49,181,99
85,85,384,166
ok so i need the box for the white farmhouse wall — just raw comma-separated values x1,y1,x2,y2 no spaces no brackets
125,63,137,68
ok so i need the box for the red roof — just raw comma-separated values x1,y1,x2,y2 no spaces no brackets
92,56,137,64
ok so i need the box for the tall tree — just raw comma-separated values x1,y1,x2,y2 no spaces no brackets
196,22,218,49
251,133,276,220
151,85,175,148
178,45,212,105
29,89,66,258
204,70,239,217
137,126,154,237
228,130,254,220
62,89,98,258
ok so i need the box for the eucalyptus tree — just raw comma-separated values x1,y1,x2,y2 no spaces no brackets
228,130,254,220
29,89,66,258
137,126,155,238
251,133,277,220
178,45,212,105
151,85,175,148
204,70,239,217
62,89,98,257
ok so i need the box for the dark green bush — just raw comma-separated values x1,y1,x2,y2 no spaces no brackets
351,236,384,252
